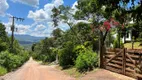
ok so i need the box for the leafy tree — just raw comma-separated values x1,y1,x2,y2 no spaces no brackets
32,37,56,62
0,23,8,42
52,28,63,38
51,5,83,44
0,23,9,52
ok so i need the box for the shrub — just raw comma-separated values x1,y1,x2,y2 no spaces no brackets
75,49,98,72
0,39,8,52
113,39,123,48
113,35,124,48
58,41,76,68
0,66,7,76
0,51,29,71
73,45,86,54
20,51,30,63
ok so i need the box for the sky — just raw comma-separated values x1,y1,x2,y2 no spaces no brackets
0,0,77,37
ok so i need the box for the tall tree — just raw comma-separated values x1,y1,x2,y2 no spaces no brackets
0,23,9,52
51,5,83,44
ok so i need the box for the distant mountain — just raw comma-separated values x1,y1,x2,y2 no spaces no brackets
8,34,45,45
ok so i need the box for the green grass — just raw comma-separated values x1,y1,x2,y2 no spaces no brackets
124,42,142,49
56,66,84,78
63,67,84,78
56,66,99,79
0,66,7,76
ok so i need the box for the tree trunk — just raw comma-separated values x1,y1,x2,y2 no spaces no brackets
100,30,108,68
99,31,104,68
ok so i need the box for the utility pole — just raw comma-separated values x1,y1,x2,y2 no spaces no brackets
9,16,24,52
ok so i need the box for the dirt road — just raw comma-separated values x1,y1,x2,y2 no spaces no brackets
0,58,135,80
0,58,75,80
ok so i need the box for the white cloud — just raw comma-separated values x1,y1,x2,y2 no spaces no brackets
4,22,31,35
3,21,56,37
28,9,49,22
28,0,64,22
0,0,9,16
31,24,56,37
53,0,63,7
34,24,46,31
11,0,39,7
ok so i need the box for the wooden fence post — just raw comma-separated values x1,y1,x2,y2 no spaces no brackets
122,48,126,75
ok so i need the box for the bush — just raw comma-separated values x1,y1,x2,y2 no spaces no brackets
0,66,7,76
75,49,98,72
0,51,29,71
0,39,8,52
113,39,123,48
58,41,76,68
113,35,123,48
19,51,30,63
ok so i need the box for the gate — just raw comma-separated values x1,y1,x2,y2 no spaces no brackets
104,48,142,79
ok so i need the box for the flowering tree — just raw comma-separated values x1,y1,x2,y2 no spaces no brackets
90,17,122,46
90,17,124,68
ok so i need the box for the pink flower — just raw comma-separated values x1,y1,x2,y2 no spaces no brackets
103,21,111,31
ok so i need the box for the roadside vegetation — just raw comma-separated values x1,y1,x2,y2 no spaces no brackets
0,23,30,76
31,0,142,76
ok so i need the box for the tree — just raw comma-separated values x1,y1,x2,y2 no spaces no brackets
74,0,131,68
51,5,83,44
0,23,9,52
52,28,63,39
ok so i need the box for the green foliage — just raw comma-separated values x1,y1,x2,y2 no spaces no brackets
73,45,86,54
0,39,8,52
0,23,29,73
32,38,56,62
0,66,7,76
75,48,98,72
58,41,76,68
105,32,115,48
32,0,142,73
52,28,63,38
0,23,8,42
0,51,29,71
0,23,9,52
10,40,24,54
113,35,124,48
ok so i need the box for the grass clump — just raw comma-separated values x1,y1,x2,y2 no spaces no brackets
0,66,7,76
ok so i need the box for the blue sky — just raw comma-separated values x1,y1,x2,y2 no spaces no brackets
0,0,77,37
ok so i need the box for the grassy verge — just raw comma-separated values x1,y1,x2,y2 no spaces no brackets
56,66,99,79
124,42,142,49
63,67,84,78
0,66,7,76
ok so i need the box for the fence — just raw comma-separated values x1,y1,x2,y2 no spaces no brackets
104,48,142,79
